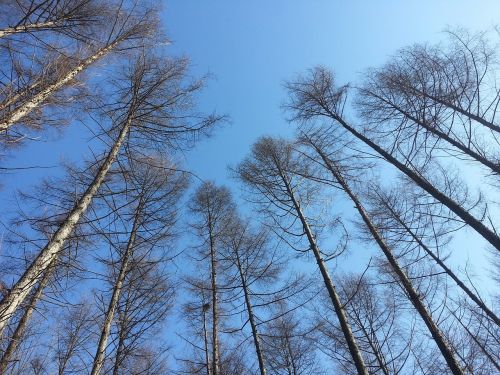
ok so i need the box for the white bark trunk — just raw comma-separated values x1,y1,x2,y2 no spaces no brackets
90,208,140,375
0,113,133,335
0,81,41,112
0,40,119,131
278,167,369,375
0,262,54,373
0,21,57,38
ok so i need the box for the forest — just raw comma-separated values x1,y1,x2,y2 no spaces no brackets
0,1,498,374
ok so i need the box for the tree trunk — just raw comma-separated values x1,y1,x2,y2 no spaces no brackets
111,303,129,375
202,308,211,375
90,205,141,375
378,193,500,325
278,167,369,375
208,217,220,375
408,86,500,134
284,332,298,375
364,90,500,174
0,261,55,373
0,39,120,132
0,81,42,112
325,109,500,251
235,251,267,375
0,21,57,38
312,144,465,375
0,112,133,335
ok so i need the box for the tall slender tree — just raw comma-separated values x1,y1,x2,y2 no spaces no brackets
284,67,500,251
189,182,236,375
297,130,466,374
0,53,219,333
236,137,369,375
90,157,183,375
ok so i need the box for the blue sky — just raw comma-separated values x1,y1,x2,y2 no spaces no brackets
162,0,500,185
1,0,497,299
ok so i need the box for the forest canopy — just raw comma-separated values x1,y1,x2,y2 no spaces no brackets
0,1,498,374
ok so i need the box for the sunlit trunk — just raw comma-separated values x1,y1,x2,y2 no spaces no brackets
278,166,369,375
0,261,54,373
0,40,120,132
90,206,141,375
0,113,133,334
312,143,465,375
0,21,57,38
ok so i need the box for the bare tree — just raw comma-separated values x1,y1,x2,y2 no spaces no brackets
356,39,500,174
0,0,108,39
189,182,236,375
364,183,499,326
297,130,466,374
363,29,500,135
0,261,55,373
54,301,95,375
90,158,186,375
0,0,160,145
220,218,270,375
177,276,251,375
220,215,308,375
0,161,99,373
313,274,415,375
284,67,500,251
261,304,325,375
107,263,174,375
236,137,369,375
0,53,219,334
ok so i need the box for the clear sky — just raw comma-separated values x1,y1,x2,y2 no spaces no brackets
161,0,500,186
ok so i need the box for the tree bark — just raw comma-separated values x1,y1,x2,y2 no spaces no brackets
0,111,133,335
0,39,120,132
0,81,42,112
235,250,267,375
312,143,465,375
323,108,500,251
202,308,211,375
363,89,500,174
0,21,58,38
208,215,220,375
0,261,55,373
377,193,500,326
90,205,141,375
278,166,369,375
111,296,131,375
